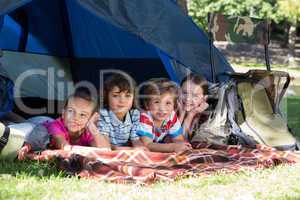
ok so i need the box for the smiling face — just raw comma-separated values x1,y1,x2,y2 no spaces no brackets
62,97,94,136
179,80,205,112
108,86,134,120
146,92,175,126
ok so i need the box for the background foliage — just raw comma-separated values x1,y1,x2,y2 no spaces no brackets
188,0,300,31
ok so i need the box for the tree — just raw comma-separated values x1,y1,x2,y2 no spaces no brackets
177,0,188,14
277,0,300,25
277,0,300,65
188,0,282,31
188,0,300,66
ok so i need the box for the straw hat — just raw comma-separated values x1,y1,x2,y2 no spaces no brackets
0,122,25,160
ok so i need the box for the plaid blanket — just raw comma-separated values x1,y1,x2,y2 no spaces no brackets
27,142,300,184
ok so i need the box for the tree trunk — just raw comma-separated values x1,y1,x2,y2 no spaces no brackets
283,21,290,48
177,0,188,14
294,22,300,66
288,24,296,67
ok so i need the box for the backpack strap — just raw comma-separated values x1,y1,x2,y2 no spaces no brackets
0,126,10,152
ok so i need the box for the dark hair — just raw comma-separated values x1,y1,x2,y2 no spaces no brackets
64,87,98,113
180,73,208,95
102,74,136,109
140,78,178,110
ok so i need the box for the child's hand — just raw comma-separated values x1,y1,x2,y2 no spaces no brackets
177,98,184,113
172,142,192,153
86,112,100,135
17,145,31,160
191,95,209,115
176,99,186,123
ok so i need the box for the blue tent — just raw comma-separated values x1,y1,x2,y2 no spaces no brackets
0,0,232,116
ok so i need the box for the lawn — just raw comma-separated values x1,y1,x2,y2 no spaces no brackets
282,96,300,137
1,160,300,200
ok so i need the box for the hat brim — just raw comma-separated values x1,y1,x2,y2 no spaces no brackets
0,123,25,160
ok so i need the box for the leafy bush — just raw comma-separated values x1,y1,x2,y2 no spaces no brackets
188,0,285,30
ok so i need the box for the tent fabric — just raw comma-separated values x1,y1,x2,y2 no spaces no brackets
72,58,169,85
0,0,159,58
0,51,73,100
0,0,32,16
24,0,69,56
77,0,233,80
0,75,14,118
0,1,69,56
157,49,181,83
65,0,158,58
0,0,232,83
0,15,22,50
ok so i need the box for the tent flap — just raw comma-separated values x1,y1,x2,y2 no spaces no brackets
1,0,233,84
78,0,233,81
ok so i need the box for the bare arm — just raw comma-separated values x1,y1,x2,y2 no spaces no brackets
131,139,149,151
177,99,187,124
182,98,209,139
181,113,196,137
17,143,32,160
140,136,191,153
87,113,111,149
131,139,145,147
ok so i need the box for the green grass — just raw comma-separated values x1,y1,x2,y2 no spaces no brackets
1,160,300,200
281,96,300,138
